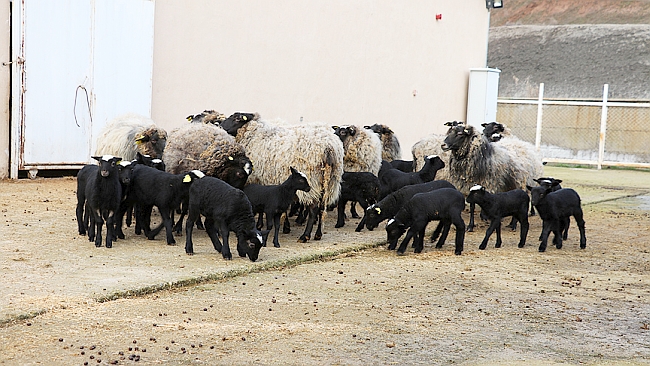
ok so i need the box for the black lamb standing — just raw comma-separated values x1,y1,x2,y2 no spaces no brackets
85,155,123,248
186,176,269,261
243,167,311,248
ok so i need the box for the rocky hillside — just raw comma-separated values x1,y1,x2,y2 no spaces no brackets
488,1,650,100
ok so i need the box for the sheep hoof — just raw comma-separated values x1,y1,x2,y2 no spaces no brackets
334,223,344,228
106,243,112,249
283,228,291,234
298,235,309,243
274,243,281,248
186,252,194,256
518,243,525,248
314,234,322,240
454,250,462,255
466,226,474,233
538,247,546,252
495,243,502,248
396,251,406,256
478,244,487,250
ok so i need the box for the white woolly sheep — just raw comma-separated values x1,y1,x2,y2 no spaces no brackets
332,125,383,175
363,124,402,161
95,113,168,161
219,112,345,243
162,122,252,189
442,124,533,231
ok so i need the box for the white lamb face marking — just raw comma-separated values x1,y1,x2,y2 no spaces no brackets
387,218,395,226
101,155,115,162
256,233,263,244
118,161,131,167
191,170,205,178
470,185,483,192
297,170,307,179
152,159,163,164
426,155,438,160
244,163,251,175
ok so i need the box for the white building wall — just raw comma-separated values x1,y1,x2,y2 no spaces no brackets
151,1,490,155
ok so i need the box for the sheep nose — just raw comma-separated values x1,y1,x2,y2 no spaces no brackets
101,170,109,177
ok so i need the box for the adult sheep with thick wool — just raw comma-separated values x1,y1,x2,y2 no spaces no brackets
94,113,168,161
363,124,402,162
442,123,533,231
219,112,345,243
332,125,382,175
162,122,252,189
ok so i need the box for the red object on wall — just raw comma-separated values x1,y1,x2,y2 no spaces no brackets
436,14,442,20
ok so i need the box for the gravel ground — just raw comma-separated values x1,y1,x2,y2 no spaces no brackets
1,166,649,365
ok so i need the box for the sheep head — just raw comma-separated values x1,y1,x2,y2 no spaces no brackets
364,124,393,135
220,112,259,136
135,128,168,158
332,125,357,141
481,122,506,142
91,155,122,178
442,124,474,152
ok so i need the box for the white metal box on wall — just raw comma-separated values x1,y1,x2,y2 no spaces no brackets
466,68,501,129
9,0,155,179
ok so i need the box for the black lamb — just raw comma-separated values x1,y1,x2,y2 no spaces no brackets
385,188,466,255
527,185,586,252
333,172,380,230
243,167,311,248
378,155,445,198
186,176,269,261
84,155,123,248
119,165,204,245
363,179,456,232
465,185,530,250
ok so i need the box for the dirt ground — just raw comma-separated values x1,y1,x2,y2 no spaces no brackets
1,166,649,365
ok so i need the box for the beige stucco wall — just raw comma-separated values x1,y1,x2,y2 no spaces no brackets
0,1,9,178
151,1,490,157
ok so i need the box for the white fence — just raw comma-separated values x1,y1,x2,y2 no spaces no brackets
497,83,650,169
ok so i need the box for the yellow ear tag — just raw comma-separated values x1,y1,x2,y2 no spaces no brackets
183,174,192,183
375,207,381,214
243,116,248,121
228,156,234,161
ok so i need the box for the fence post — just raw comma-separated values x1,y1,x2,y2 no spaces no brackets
598,84,609,170
535,83,544,151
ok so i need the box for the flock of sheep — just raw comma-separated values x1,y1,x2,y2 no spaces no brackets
76,111,586,262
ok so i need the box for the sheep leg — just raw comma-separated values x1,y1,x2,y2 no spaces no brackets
256,212,265,230
134,204,143,235
435,220,452,249
87,206,96,243
574,210,587,249
335,199,347,228
354,214,366,232
314,206,324,240
173,201,187,235
76,199,86,235
295,205,307,225
451,214,465,255
517,213,529,248
205,217,224,253
126,205,133,227
184,210,197,255
397,228,416,255
349,202,359,218
217,220,232,260
505,216,518,231
282,214,291,234
93,209,104,248
298,205,318,242
561,216,570,240
414,227,427,253
538,220,553,252
105,210,116,249
429,221,444,242
140,205,154,237
160,207,176,245
272,213,282,248
467,202,476,232
494,221,502,248
479,218,499,250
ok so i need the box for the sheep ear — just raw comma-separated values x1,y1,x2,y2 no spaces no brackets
91,156,101,161
552,179,562,186
526,185,533,192
331,125,339,130
186,115,194,121
349,126,357,136
363,125,371,129
481,123,488,127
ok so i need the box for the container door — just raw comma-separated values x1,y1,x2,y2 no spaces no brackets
10,0,154,178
